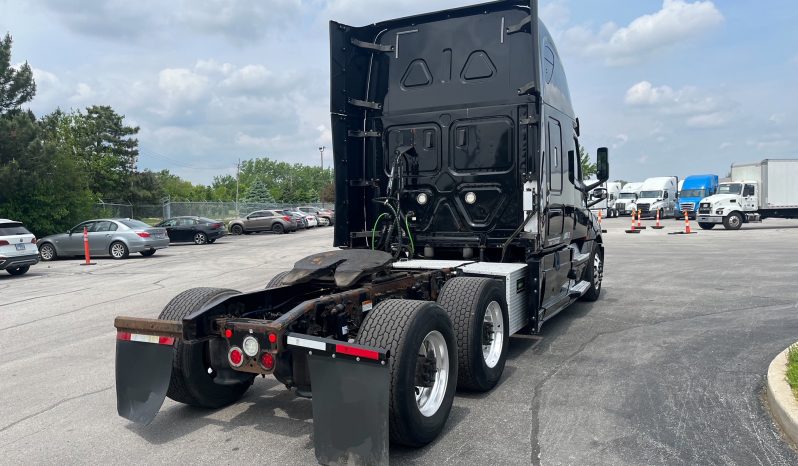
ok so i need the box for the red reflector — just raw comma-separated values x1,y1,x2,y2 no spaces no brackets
261,352,275,370
117,331,131,341
224,328,233,338
229,347,243,366
335,344,380,360
0,240,9,246
159,336,175,345
268,333,277,344
136,231,151,238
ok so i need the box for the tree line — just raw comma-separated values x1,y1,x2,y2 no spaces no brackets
0,34,332,235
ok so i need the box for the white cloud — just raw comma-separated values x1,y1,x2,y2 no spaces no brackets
612,133,628,149
718,142,732,150
686,112,730,128
625,80,735,128
158,68,210,102
561,0,724,66
41,0,303,43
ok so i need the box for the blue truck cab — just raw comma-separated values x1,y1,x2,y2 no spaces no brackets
678,174,719,219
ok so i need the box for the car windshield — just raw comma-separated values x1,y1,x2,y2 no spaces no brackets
0,223,31,235
639,191,662,198
618,193,636,199
717,183,742,195
680,189,705,198
119,219,152,229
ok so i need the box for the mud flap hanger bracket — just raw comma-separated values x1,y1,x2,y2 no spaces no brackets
287,333,390,466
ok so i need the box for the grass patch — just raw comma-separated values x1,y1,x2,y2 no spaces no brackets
787,344,798,401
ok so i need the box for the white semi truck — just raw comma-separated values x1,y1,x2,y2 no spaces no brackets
616,181,643,216
588,181,623,217
635,176,679,219
697,159,798,230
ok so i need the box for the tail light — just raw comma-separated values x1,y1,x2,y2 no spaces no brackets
228,347,244,367
31,237,37,243
211,223,223,229
261,352,275,370
283,216,291,222
0,240,9,246
136,231,151,238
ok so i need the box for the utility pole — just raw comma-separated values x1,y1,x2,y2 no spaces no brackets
235,158,241,216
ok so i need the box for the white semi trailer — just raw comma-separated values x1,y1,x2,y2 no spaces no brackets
697,159,798,230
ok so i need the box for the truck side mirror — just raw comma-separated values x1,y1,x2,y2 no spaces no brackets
596,147,609,182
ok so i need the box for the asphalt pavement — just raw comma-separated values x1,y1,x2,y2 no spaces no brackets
2,218,798,465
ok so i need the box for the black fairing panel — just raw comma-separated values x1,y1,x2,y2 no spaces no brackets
331,2,541,249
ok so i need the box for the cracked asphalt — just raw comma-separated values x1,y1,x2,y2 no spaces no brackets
2,219,798,465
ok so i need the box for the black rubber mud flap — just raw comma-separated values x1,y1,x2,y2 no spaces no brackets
116,339,175,424
287,333,389,466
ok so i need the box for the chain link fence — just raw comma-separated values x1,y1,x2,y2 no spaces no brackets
96,201,334,223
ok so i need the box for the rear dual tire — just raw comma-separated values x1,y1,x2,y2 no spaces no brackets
159,287,254,408
436,277,509,392
356,300,457,447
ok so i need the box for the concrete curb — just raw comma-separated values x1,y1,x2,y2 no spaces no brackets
767,345,798,446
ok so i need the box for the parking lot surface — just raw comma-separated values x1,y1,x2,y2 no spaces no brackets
2,219,798,465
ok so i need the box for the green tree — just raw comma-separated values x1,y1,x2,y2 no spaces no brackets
0,33,35,114
45,106,140,201
0,111,94,236
580,145,597,180
245,179,275,203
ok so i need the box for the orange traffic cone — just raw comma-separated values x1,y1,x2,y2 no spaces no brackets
651,209,665,229
625,210,640,234
635,209,647,229
80,226,96,266
598,210,607,233
668,210,697,235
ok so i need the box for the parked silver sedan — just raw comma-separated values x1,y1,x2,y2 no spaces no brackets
37,219,169,261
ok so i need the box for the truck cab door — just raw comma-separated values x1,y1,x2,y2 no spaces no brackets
742,184,758,210
544,117,564,247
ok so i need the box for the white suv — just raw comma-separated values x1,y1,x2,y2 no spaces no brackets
0,219,39,276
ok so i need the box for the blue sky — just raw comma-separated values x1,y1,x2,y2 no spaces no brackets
1,0,795,184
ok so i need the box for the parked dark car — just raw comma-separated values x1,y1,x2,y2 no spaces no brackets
297,206,334,226
156,216,226,245
228,210,298,235
279,210,308,229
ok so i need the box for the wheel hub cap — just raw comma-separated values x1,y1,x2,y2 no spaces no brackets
482,301,504,368
415,330,449,417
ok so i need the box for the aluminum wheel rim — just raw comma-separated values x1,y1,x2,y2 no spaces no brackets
415,330,449,417
111,243,125,258
594,253,603,291
40,245,54,260
194,232,206,244
482,301,504,368
729,215,740,228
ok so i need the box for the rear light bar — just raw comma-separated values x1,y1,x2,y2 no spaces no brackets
117,331,175,346
0,240,8,246
286,333,387,363
135,231,151,238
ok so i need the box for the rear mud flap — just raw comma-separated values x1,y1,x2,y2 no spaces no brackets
115,339,175,424
288,333,389,466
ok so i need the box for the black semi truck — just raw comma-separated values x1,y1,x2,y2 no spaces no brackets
114,1,610,464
